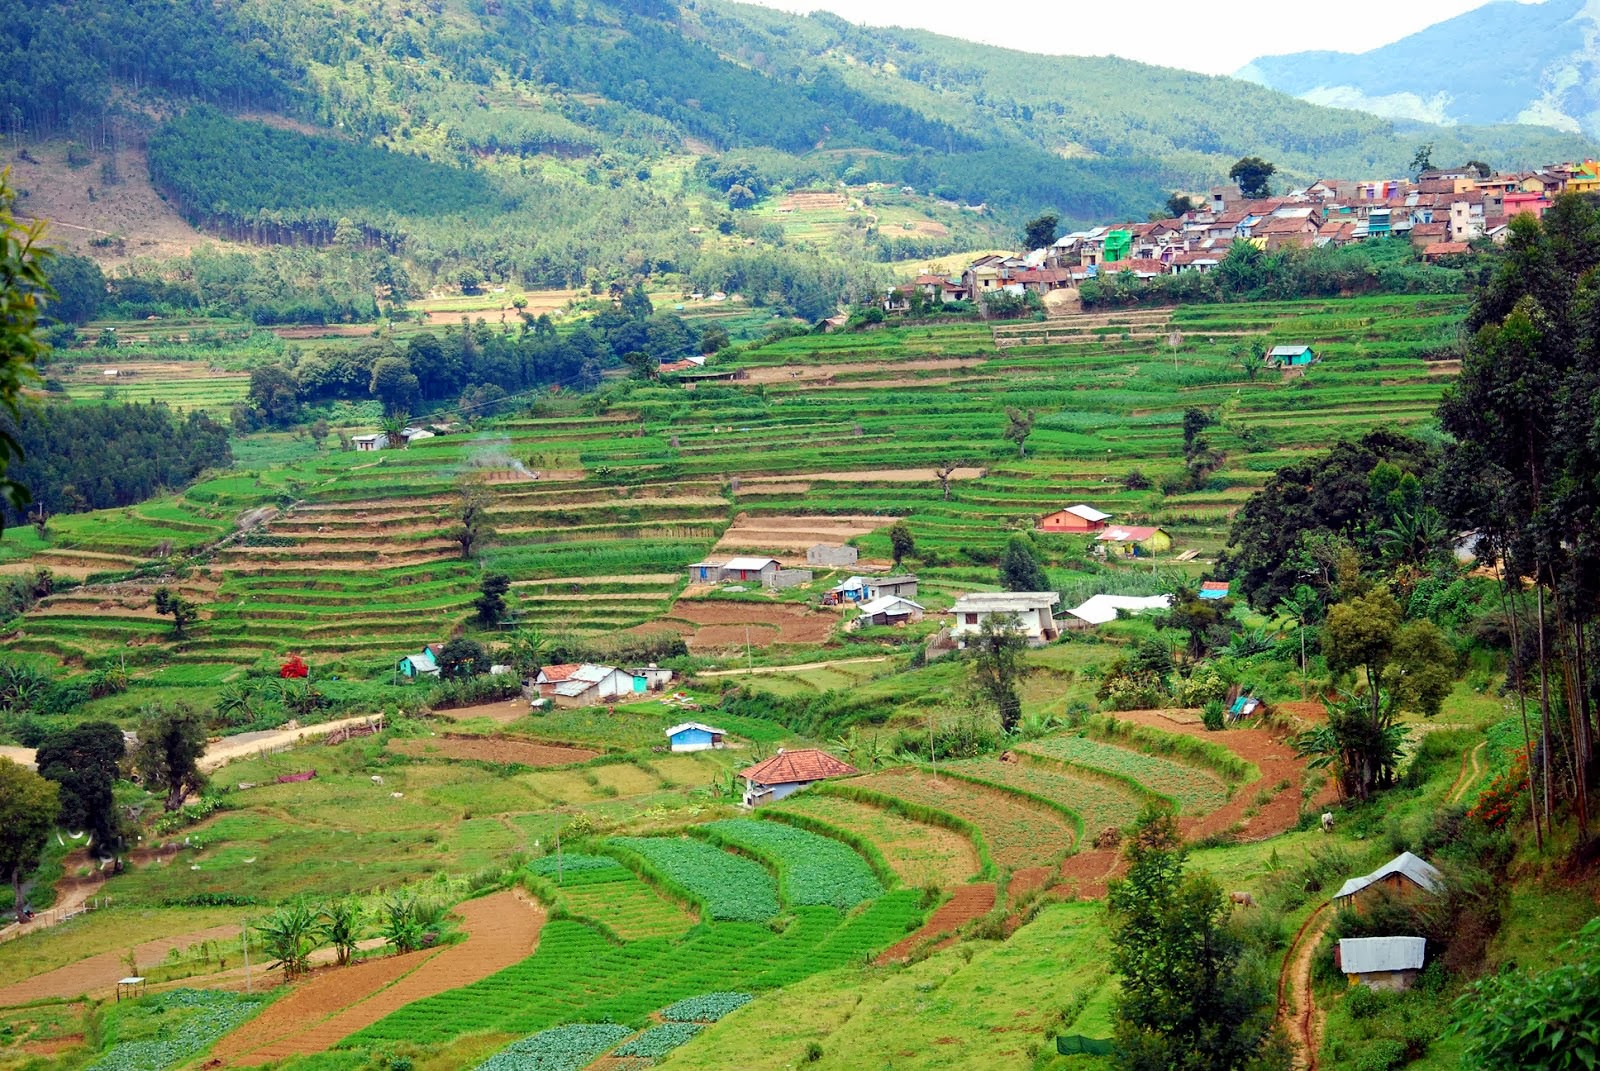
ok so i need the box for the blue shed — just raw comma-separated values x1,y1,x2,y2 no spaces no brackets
1267,344,1317,367
666,721,728,752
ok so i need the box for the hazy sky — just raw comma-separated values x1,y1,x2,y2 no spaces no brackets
741,0,1535,75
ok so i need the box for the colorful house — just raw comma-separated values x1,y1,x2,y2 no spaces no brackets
824,576,874,604
397,644,443,678
665,722,729,752
741,748,858,806
1038,504,1111,533
1198,581,1231,600
1095,526,1173,557
534,663,636,707
1266,344,1317,367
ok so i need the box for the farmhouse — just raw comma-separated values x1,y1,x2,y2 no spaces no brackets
1266,344,1317,367
807,543,859,567
823,576,874,604
1337,937,1427,991
397,643,443,678
1199,581,1231,600
950,592,1061,644
1096,525,1173,557
875,575,919,599
399,426,435,444
351,432,389,451
855,594,924,627
1037,503,1111,533
535,663,637,707
1334,851,1444,912
665,721,729,752
1063,594,1172,628
630,665,674,691
687,557,782,585
741,748,858,807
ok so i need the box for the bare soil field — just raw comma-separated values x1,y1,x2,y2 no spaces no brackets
735,467,985,486
211,949,436,1064
1105,709,1333,841
8,142,229,263
429,699,537,725
0,924,243,1005
57,361,250,381
389,734,598,767
740,358,980,385
876,883,996,964
779,191,848,211
235,890,544,1062
645,600,835,648
713,514,888,555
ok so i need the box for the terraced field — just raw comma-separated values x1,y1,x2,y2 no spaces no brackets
1017,735,1235,813
773,792,981,886
849,769,1077,870
941,755,1150,835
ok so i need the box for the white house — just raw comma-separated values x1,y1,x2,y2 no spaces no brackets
950,592,1061,644
352,432,389,452
1338,937,1427,991
665,721,729,752
534,663,636,707
630,664,675,691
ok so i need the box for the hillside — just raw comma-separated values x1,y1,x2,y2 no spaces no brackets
4,0,1595,300
1239,0,1600,137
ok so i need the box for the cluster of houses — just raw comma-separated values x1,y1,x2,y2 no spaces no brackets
1037,503,1174,558
901,160,1599,304
352,424,452,452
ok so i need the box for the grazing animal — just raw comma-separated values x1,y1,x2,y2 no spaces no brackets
1229,891,1258,908
370,775,384,785
1321,811,1335,834
391,792,404,799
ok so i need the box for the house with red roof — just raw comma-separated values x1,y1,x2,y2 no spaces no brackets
1096,525,1173,558
740,748,858,806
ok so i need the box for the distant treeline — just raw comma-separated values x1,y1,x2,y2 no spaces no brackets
1078,239,1478,309
3,404,231,522
239,294,701,427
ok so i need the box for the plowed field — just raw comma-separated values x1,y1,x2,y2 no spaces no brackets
851,770,1075,870
390,735,598,767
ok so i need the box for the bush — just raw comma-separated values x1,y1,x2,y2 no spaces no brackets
1344,983,1387,1021
1201,700,1225,731
1355,1039,1407,1071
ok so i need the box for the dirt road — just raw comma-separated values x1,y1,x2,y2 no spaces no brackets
0,716,383,774
1280,902,1332,1071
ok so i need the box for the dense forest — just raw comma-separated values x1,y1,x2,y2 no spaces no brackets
2,403,231,523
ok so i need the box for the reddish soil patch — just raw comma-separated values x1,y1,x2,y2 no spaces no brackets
22,1034,85,1055
430,699,535,726
212,951,434,1063
0,924,243,1005
232,890,544,1063
1104,709,1335,842
390,735,598,767
1007,867,1055,899
645,600,835,648
876,883,996,964
1055,849,1124,900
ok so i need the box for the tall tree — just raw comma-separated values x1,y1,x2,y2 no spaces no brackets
1228,156,1276,199
0,174,50,524
970,613,1025,734
451,477,496,559
475,572,512,627
999,536,1050,592
1163,193,1200,218
1022,213,1059,251
1107,808,1278,1070
0,758,60,921
35,722,124,859
153,586,200,638
1002,408,1035,459
888,521,915,567
134,705,207,812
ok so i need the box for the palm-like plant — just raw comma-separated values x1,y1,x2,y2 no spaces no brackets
318,898,364,966
215,683,259,726
256,901,319,979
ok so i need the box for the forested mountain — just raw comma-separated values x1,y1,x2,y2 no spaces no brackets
4,0,1595,304
1239,0,1600,137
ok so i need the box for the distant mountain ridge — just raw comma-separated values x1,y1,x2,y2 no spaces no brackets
1238,0,1600,138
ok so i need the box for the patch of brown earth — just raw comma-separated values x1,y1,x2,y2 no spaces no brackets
875,883,996,964
644,600,835,648
390,735,598,767
0,924,244,1005
233,890,544,1062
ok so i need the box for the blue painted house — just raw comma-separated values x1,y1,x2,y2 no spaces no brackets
1267,344,1317,367
397,644,443,678
665,721,729,752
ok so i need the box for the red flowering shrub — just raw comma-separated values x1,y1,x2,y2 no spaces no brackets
279,654,309,679
1468,748,1529,828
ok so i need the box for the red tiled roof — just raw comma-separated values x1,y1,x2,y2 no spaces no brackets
1201,581,1230,592
740,748,857,785
539,663,581,681
915,274,946,285
1423,242,1471,256
1409,222,1448,238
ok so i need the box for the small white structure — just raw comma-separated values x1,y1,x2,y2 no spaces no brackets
856,595,924,627
631,664,675,691
400,427,436,444
1338,937,1427,991
1064,594,1172,627
665,721,728,752
352,432,389,452
950,592,1061,644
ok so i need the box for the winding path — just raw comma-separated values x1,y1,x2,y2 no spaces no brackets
1278,902,1332,1071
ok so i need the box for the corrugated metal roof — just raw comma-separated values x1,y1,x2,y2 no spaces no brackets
1269,344,1313,356
1340,936,1426,974
857,595,924,616
665,722,727,737
1063,504,1111,522
723,556,779,571
1335,852,1444,900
